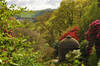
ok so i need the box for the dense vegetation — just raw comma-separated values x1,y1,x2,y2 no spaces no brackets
0,0,100,66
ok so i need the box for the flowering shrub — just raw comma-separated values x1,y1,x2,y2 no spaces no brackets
58,26,80,41
0,1,39,65
85,20,100,41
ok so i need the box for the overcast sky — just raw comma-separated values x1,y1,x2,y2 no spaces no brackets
6,0,62,10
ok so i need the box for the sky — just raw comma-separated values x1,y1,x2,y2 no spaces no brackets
6,0,62,10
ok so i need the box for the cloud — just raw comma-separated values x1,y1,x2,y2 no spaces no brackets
47,0,61,6
6,0,62,10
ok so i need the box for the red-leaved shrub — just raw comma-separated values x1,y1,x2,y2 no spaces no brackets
59,26,80,41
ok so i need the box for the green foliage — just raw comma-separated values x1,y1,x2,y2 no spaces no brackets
37,0,91,45
0,0,100,65
11,49,41,66
0,0,44,65
65,50,81,63
72,60,81,66
80,40,88,57
88,46,98,66
97,60,100,66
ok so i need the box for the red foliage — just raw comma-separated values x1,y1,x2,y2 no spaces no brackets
88,47,92,54
85,19,100,41
3,29,15,37
58,26,80,41
3,29,8,33
2,48,7,52
5,60,8,64
8,30,15,37
85,20,100,54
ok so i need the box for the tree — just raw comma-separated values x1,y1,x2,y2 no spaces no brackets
42,0,90,45
79,0,100,40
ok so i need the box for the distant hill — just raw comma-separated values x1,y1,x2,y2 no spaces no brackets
15,9,55,22
33,9,54,18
